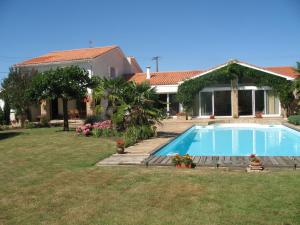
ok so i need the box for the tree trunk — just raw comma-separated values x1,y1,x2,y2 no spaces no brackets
19,114,26,128
62,98,69,131
185,110,188,120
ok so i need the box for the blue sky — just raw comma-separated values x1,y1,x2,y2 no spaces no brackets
0,0,299,81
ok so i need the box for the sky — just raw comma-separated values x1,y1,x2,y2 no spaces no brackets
0,0,299,81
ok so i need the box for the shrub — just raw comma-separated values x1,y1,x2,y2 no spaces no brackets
288,115,300,125
40,116,50,127
92,128,102,138
24,121,37,129
123,125,155,147
77,120,113,137
0,125,10,131
101,128,112,137
84,115,102,125
123,126,138,147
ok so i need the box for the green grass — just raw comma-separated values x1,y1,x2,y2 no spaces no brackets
0,128,300,225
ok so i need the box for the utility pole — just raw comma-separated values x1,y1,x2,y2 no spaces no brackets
152,56,160,72
89,40,93,48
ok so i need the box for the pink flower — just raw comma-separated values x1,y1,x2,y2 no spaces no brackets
83,128,90,136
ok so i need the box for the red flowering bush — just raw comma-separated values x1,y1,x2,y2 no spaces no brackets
249,154,261,163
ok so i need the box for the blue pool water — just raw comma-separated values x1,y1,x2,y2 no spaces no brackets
154,124,300,156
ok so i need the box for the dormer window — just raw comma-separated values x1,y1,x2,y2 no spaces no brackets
109,67,116,79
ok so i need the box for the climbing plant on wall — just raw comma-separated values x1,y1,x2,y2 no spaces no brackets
177,62,297,116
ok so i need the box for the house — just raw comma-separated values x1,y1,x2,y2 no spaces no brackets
15,45,142,121
128,60,300,118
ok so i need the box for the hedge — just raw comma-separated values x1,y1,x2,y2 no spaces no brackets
288,115,300,125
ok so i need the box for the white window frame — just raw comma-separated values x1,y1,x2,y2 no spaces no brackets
198,86,281,118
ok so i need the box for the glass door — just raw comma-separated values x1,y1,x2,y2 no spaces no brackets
200,92,212,116
214,91,231,116
238,90,253,116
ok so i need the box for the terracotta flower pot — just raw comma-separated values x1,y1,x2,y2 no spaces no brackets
117,147,125,154
250,161,262,166
176,163,192,168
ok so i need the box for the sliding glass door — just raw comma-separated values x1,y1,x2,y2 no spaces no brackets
199,89,280,117
200,92,212,116
238,90,252,116
200,91,232,116
214,91,231,116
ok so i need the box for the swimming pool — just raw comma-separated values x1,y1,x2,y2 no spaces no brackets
154,124,300,156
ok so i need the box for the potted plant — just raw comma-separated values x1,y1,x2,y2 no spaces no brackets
209,115,215,119
172,154,195,168
116,139,125,154
172,154,182,167
255,112,263,118
182,154,194,168
249,154,264,170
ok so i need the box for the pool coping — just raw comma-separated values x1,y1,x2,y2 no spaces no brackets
148,124,195,155
144,122,300,168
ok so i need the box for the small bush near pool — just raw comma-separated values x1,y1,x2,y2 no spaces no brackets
123,125,155,147
288,115,300,125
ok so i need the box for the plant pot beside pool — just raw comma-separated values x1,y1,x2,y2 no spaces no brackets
176,163,192,168
172,154,195,168
116,139,125,154
248,154,264,170
250,161,262,167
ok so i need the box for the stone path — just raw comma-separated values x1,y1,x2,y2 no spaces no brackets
97,120,197,165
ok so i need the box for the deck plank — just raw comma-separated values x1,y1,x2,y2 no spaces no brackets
269,157,280,166
205,156,213,165
146,155,300,168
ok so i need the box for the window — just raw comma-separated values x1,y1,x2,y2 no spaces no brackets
200,92,212,116
109,67,116,79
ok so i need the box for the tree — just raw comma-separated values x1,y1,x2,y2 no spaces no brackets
93,77,165,130
28,66,93,131
1,68,35,127
93,77,128,118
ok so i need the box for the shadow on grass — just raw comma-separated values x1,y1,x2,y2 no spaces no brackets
0,131,23,140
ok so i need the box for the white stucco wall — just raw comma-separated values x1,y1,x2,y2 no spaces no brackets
91,47,134,78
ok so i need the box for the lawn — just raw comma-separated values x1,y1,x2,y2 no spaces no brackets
0,128,300,225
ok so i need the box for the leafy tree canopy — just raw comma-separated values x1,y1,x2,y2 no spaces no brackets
0,68,35,126
28,66,94,130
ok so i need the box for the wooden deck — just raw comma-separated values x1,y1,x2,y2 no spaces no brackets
144,156,300,168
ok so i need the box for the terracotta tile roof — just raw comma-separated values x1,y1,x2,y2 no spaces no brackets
128,64,300,86
263,66,300,78
127,70,202,85
16,45,118,66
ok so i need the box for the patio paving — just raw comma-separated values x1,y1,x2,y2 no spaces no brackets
97,117,288,166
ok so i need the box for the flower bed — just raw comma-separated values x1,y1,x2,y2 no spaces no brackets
76,120,112,136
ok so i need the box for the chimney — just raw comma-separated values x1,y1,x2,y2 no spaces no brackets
146,66,151,79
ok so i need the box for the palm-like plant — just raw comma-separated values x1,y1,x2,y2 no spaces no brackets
93,77,128,117
114,81,164,129
93,77,165,130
